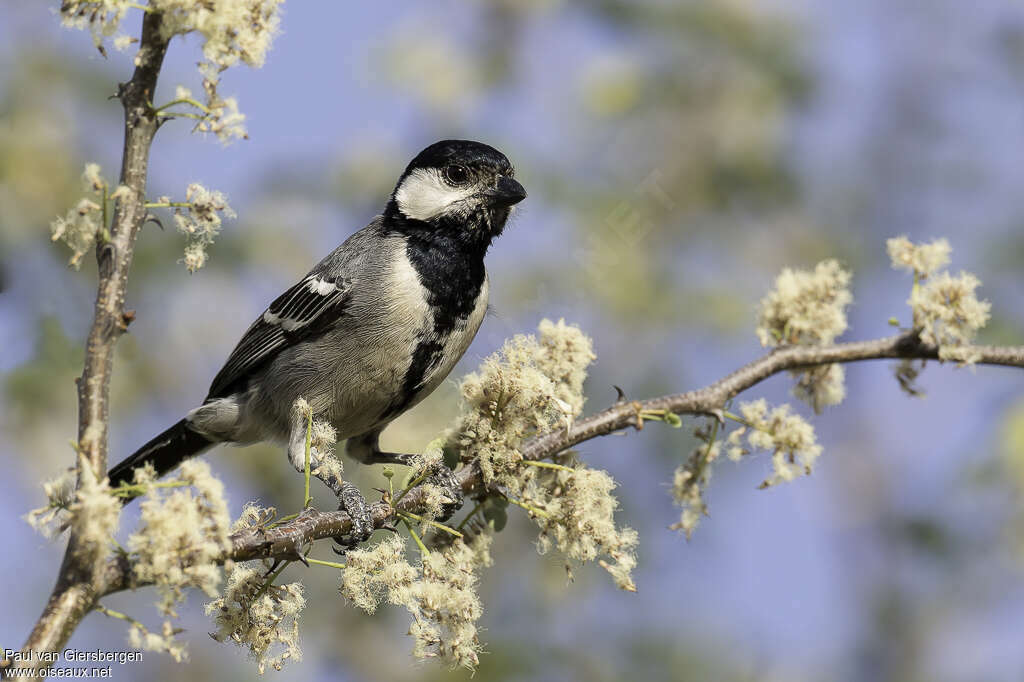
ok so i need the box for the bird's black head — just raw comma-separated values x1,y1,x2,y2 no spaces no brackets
386,140,526,245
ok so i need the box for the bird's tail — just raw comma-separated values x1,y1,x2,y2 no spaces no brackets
108,419,215,497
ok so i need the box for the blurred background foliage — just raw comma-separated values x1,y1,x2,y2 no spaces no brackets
2,1,1024,681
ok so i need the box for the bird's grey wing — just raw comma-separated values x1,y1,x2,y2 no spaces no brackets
206,271,353,400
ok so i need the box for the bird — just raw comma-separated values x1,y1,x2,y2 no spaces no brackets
107,139,527,545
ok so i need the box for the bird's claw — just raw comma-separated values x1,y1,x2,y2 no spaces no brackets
331,482,373,553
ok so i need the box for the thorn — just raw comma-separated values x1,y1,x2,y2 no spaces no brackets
705,408,725,426
120,309,136,328
263,559,283,577
373,487,392,505
613,385,627,403
290,551,310,568
379,524,400,534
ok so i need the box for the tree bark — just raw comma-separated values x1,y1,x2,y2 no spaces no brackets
4,12,170,678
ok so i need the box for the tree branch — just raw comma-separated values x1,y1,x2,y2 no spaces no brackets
94,332,1023,598
521,332,1024,460
7,11,171,676
100,475,475,594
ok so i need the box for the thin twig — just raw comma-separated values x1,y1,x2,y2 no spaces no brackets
152,97,210,114
398,511,464,538
305,557,346,570
456,499,486,532
143,201,192,209
303,409,312,508
403,519,430,556
522,460,575,472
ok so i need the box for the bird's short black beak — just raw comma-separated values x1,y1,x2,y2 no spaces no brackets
487,176,527,207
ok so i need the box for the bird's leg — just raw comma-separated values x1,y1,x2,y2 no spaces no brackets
287,409,373,549
346,430,464,521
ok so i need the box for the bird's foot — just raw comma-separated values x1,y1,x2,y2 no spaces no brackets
368,451,464,521
348,433,465,522
332,481,374,554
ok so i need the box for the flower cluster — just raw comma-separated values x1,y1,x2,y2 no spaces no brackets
290,398,345,485
670,428,721,539
127,619,188,663
206,563,306,674
531,318,595,416
153,0,282,71
175,83,248,144
49,164,118,268
340,532,492,669
156,183,235,272
59,1,283,143
410,534,490,667
533,468,638,591
911,272,991,363
340,534,417,614
445,320,594,489
309,419,340,464
231,501,276,532
887,237,991,364
69,460,123,566
441,320,637,589
58,0,133,52
28,459,236,663
24,460,123,557
887,236,951,279
756,258,852,347
733,399,823,488
791,363,846,414
756,258,853,411
156,0,281,142
50,195,101,268
127,460,232,619
671,400,823,537
24,467,78,538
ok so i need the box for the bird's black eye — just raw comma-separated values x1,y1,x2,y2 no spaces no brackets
444,164,469,185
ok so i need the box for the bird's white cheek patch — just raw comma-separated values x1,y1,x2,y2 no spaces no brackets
394,168,475,221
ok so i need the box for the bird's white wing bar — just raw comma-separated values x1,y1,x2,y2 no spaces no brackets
206,274,350,399
261,276,341,330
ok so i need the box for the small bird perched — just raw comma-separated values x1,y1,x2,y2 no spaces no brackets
108,139,526,545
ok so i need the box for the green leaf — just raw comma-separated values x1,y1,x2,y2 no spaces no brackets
483,500,508,532
442,444,460,470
